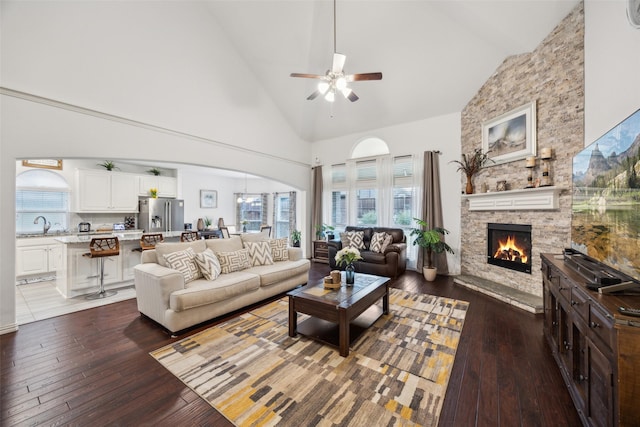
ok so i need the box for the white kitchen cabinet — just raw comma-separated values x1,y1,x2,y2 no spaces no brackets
75,169,138,212
137,175,177,198
16,238,63,277
68,246,121,291
55,238,139,298
121,241,141,281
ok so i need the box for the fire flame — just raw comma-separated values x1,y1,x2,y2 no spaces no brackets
493,235,528,264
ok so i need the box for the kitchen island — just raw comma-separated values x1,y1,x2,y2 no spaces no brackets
54,231,182,298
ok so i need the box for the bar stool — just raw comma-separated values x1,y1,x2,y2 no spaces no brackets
83,236,120,300
140,233,164,250
181,231,199,242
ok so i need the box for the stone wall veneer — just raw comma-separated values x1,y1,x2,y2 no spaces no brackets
459,3,584,297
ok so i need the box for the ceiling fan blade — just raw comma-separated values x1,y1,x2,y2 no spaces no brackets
290,73,325,79
343,89,359,102
306,90,321,100
332,53,346,73
347,72,383,82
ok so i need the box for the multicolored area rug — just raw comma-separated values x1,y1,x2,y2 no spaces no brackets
151,289,469,427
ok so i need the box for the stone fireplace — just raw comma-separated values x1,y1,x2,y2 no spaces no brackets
487,223,532,274
457,3,584,305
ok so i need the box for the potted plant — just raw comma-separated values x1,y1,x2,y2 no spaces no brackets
290,230,301,247
147,167,161,176
316,223,335,240
97,160,119,171
203,217,213,230
410,218,454,281
450,148,493,194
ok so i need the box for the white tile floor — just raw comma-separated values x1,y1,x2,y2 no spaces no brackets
15,279,136,325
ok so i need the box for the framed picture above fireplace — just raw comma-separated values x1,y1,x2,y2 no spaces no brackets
482,101,537,165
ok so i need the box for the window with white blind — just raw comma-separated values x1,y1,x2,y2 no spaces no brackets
16,169,70,233
274,193,290,238
355,160,377,225
330,164,348,228
331,190,347,227
392,155,414,226
328,154,417,228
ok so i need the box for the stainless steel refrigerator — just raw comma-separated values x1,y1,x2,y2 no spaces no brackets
138,198,184,233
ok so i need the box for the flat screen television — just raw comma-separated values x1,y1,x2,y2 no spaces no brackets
571,108,640,283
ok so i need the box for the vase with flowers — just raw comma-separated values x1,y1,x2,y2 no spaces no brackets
149,187,158,198
335,247,362,285
450,148,493,194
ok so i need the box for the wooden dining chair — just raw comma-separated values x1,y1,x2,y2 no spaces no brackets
219,226,230,239
260,225,272,237
181,231,200,242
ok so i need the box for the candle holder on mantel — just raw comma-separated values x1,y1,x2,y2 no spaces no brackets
525,156,536,188
540,148,553,187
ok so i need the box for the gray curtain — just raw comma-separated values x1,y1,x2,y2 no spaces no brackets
289,191,297,234
417,151,449,274
311,166,323,241
260,193,268,226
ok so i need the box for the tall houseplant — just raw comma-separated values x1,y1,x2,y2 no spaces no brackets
410,218,454,281
450,148,493,194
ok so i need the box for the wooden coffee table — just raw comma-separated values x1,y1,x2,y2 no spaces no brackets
287,273,390,357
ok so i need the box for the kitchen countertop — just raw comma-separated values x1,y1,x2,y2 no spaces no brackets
54,230,184,244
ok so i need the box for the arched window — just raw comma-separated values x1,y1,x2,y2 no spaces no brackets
16,169,70,234
351,137,390,159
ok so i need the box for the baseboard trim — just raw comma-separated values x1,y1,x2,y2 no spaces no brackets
0,322,19,335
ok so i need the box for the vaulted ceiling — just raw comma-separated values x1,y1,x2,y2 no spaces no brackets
204,1,580,142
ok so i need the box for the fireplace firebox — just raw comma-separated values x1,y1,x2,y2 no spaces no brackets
487,223,532,274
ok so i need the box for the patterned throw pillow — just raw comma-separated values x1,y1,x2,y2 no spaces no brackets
216,248,252,274
269,238,289,261
346,231,366,250
194,248,221,280
381,234,394,252
370,232,389,253
244,241,274,266
163,247,201,284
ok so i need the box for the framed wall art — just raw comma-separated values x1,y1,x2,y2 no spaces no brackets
22,159,63,170
200,190,217,208
482,101,536,165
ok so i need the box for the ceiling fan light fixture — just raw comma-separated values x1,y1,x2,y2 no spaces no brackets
324,91,336,102
289,0,382,103
317,81,330,93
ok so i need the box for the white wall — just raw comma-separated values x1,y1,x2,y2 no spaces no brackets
0,1,311,334
311,112,463,274
584,0,640,144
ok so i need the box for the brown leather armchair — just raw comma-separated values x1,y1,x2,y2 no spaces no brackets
327,226,407,278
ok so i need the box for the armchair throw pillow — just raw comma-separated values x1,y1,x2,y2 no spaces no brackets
163,247,201,284
194,248,221,280
381,234,394,252
341,230,365,250
370,232,390,253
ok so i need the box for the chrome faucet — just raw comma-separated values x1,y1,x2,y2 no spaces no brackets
34,216,51,234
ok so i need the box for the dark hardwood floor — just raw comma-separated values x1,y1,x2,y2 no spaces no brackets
1,262,581,426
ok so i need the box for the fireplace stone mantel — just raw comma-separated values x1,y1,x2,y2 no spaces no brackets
462,186,561,211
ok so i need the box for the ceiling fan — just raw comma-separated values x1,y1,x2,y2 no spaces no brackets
290,0,382,103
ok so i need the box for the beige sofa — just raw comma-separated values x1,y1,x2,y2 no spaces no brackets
134,234,310,334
